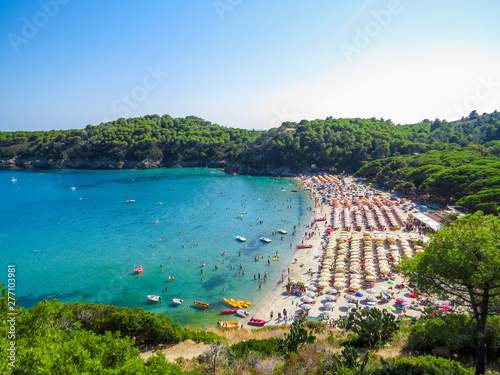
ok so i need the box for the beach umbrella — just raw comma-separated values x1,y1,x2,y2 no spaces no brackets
398,296,408,302
347,302,358,309
323,310,335,317
325,295,336,301
302,296,314,303
307,286,317,292
333,281,344,289
326,288,338,294
318,281,329,288
365,275,376,282
300,304,312,310
367,296,377,302
324,302,335,309
366,288,376,294
350,283,361,291
306,291,316,298
355,292,363,297
345,295,356,301
297,281,304,285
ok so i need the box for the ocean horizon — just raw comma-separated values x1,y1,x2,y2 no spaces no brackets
1,168,313,327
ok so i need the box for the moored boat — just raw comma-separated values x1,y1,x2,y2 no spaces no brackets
217,321,240,329
147,295,162,302
172,298,183,305
296,245,313,249
126,200,135,203
248,318,266,326
236,236,246,242
194,300,209,308
236,309,249,318
277,229,288,234
291,189,298,192
223,297,251,308
220,308,238,314
260,237,271,243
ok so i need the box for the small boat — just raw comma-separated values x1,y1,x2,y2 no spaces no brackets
291,189,299,192
147,295,162,302
277,229,288,234
223,297,251,308
315,218,327,222
248,318,266,326
260,237,272,243
220,308,238,314
217,321,240,329
134,266,143,273
172,298,183,305
296,244,313,249
194,300,209,308
236,309,249,318
126,200,135,203
11,177,17,182
236,236,246,242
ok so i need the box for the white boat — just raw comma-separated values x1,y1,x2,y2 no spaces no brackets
147,295,162,302
278,229,288,234
260,237,272,243
236,309,249,318
172,298,183,305
236,236,246,242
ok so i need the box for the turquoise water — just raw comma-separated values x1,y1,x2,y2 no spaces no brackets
0,168,312,327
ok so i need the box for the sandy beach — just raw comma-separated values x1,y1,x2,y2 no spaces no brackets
239,175,429,328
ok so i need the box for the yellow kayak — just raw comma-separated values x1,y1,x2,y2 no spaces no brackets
223,297,251,308
217,321,240,329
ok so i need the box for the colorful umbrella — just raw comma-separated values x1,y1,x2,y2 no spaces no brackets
355,292,363,297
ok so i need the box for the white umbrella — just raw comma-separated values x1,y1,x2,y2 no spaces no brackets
350,283,361,291
366,288,376,294
398,296,408,302
323,310,335,317
333,281,344,289
347,302,358,309
307,285,318,291
367,296,377,302
302,296,314,303
324,302,336,309
326,288,338,294
305,291,316,298
345,295,356,301
318,281,329,288
300,304,312,310
325,295,336,301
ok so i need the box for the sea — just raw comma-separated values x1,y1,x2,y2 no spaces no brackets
0,168,313,328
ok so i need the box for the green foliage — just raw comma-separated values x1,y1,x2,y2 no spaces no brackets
407,314,500,357
372,356,474,375
277,316,317,355
344,307,399,347
227,338,280,358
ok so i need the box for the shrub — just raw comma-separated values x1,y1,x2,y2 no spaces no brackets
227,338,281,359
371,356,474,375
345,308,399,347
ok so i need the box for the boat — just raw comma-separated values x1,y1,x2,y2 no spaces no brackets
217,321,240,329
315,218,327,222
236,236,246,242
296,245,313,249
277,229,288,234
248,318,266,326
291,189,298,192
126,200,135,203
134,266,143,273
236,309,249,318
172,298,183,305
260,237,272,243
194,300,209,308
220,308,238,314
223,297,251,308
147,295,162,302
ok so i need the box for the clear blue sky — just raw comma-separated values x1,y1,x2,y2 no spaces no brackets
1,0,500,131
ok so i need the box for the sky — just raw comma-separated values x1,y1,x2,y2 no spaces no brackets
1,0,500,132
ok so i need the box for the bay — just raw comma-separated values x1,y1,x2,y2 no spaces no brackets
0,168,312,327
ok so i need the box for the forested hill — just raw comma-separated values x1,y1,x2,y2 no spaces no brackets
1,111,500,211
2,111,500,172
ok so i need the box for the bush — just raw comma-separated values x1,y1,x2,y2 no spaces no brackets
227,338,281,359
345,308,399,347
407,314,500,357
371,356,474,375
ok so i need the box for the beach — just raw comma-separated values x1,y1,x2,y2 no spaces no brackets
240,175,432,328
